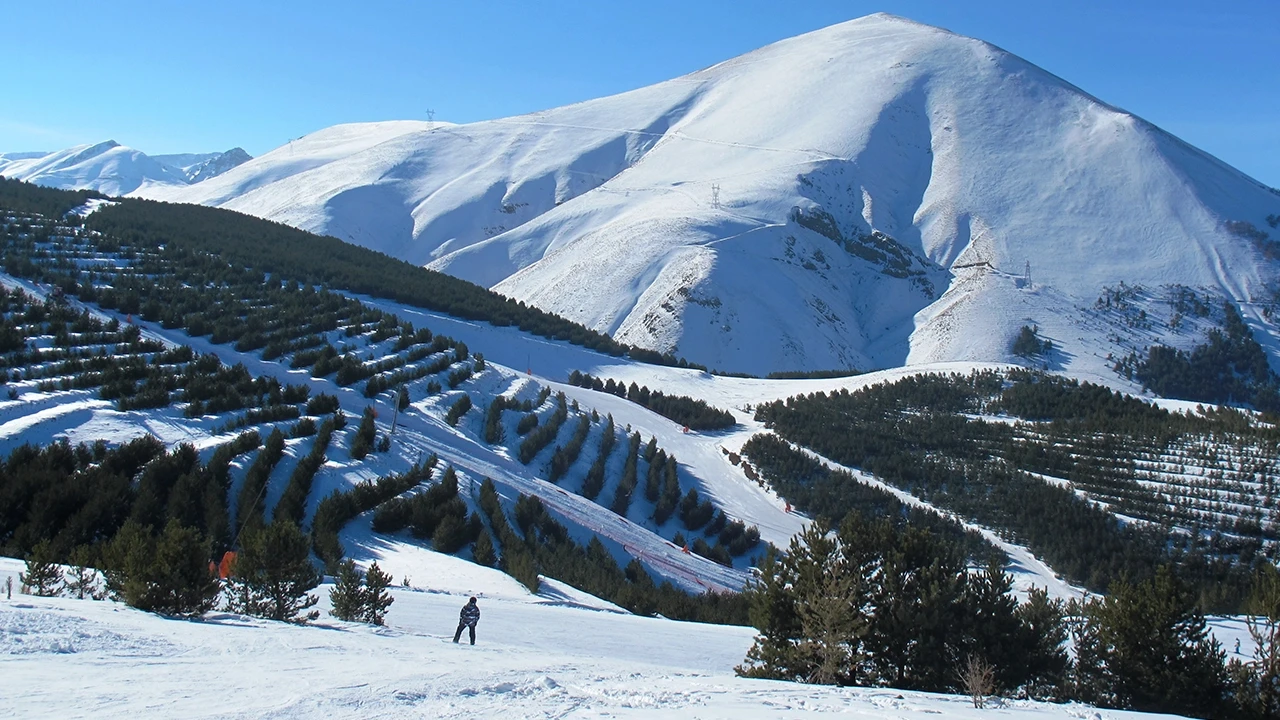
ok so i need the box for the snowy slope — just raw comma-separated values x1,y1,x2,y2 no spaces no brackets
137,13,1280,376
150,151,221,174
182,147,252,183
153,148,252,182
0,557,1198,719
0,141,190,195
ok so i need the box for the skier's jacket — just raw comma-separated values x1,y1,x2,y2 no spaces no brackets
460,600,480,627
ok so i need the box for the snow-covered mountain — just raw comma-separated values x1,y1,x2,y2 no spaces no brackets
0,144,252,196
101,15,1280,373
180,147,252,183
0,141,190,195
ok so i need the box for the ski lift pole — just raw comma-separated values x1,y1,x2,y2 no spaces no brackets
390,384,403,436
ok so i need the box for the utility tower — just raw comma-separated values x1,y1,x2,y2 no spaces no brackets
711,183,721,209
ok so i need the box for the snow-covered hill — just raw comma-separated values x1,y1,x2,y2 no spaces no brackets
0,144,251,196
0,141,189,195
136,13,1280,376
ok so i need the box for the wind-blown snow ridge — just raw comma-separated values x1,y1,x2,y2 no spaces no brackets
135,13,1280,377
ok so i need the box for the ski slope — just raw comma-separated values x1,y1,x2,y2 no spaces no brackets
1,265,1088,600
0,558,1200,719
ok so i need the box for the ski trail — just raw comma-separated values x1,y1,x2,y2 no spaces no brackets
782,436,1084,601
385,409,751,594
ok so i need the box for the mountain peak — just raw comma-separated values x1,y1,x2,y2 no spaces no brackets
59,19,1280,375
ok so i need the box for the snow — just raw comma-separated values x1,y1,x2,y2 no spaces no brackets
131,13,1280,377
0,557,1189,719
0,144,252,197
0,140,189,196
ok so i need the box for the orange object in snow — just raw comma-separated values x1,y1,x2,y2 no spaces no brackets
785,502,792,513
682,545,691,554
217,551,237,579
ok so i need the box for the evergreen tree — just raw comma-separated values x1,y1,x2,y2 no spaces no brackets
362,561,394,626
1095,567,1227,717
794,522,869,685
19,540,62,597
350,406,377,460
328,559,365,622
473,530,497,567
103,521,219,617
1015,587,1070,699
62,547,101,600
1230,564,1280,719
963,558,1026,693
228,520,321,623
737,536,807,682
148,520,221,617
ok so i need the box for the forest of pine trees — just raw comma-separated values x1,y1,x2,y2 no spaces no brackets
753,370,1274,610
739,513,1280,718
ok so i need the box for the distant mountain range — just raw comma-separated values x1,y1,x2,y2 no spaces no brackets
0,142,250,196
10,13,1280,377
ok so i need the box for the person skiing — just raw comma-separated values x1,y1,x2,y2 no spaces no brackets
453,596,480,645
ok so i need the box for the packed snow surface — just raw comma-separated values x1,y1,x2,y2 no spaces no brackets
137,13,1280,376
0,558,1198,719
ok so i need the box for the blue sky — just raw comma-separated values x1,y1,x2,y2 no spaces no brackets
2,1,1276,186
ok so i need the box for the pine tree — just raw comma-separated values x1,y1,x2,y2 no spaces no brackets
963,558,1025,693
1016,587,1070,700
103,521,219,616
328,559,365,622
62,547,101,600
148,520,221,617
19,540,62,597
795,539,866,685
432,513,469,553
1095,566,1227,717
350,406,376,459
228,520,321,623
1229,564,1280,719
737,544,803,681
362,561,394,626
473,530,497,567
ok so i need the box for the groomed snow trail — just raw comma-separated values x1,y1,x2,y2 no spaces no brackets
0,558,1186,720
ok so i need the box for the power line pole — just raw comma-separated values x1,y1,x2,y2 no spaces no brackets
390,384,403,436
711,183,721,209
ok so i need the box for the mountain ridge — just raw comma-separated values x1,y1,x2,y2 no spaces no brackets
24,14,1280,376
0,142,252,195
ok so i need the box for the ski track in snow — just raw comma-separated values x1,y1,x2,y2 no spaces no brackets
0,558,1202,720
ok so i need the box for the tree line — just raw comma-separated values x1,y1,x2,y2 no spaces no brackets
567,370,735,430
739,512,1280,718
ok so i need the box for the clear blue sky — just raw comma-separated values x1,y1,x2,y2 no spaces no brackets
2,0,1276,186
